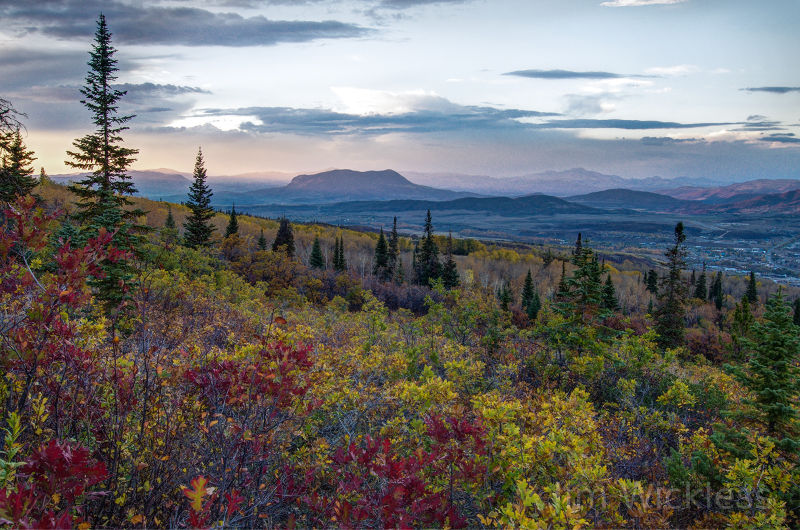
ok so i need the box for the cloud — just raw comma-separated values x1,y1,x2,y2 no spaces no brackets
741,87,800,94
115,83,212,98
601,0,687,6
0,0,367,46
644,64,698,76
378,0,472,7
760,133,800,144
532,119,732,130
640,136,699,145
504,69,624,80
563,94,617,116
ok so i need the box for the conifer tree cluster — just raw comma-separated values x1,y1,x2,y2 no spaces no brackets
372,228,389,280
694,263,708,300
440,233,459,290
745,270,758,304
415,210,440,286
555,234,610,321
225,205,239,239
332,235,347,272
709,271,724,310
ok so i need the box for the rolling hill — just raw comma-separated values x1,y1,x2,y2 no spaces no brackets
566,189,693,212
659,179,800,203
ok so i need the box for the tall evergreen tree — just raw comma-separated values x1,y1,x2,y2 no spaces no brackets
333,235,347,272
745,270,758,304
646,269,659,295
556,262,569,301
655,222,688,349
66,14,140,225
602,274,619,311
528,292,542,321
387,216,399,279
272,217,294,257
573,232,582,258
164,205,176,230
794,299,800,327
309,236,324,269
224,204,239,239
372,228,389,280
65,14,142,311
183,148,215,248
728,290,800,450
415,209,440,286
0,129,37,203
694,263,707,301
257,229,268,251
709,271,723,310
441,232,459,290
521,269,535,309
498,281,512,311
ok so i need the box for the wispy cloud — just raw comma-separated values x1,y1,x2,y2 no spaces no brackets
644,64,698,76
741,87,800,94
601,0,687,6
504,69,624,80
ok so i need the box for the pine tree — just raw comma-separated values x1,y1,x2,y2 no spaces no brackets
0,129,37,203
333,236,347,272
164,205,176,230
694,263,707,301
556,262,569,301
527,292,541,321
602,274,619,311
709,271,723,310
646,269,659,295
655,222,688,349
66,14,141,225
794,299,800,327
387,216,399,280
272,217,294,257
573,232,583,258
745,270,758,304
183,148,215,248
65,14,142,311
728,290,800,450
415,210,440,286
309,237,324,269
498,281,512,311
223,204,239,239
441,232,459,289
372,228,389,280
521,269,535,309
257,229,268,251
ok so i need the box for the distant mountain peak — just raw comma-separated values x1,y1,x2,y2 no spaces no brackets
287,169,412,190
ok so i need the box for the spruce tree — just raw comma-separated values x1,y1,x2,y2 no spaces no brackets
728,290,800,450
257,229,268,251
67,14,140,225
441,232,459,289
528,292,542,321
556,262,569,301
0,129,37,203
164,205,176,230
646,269,659,295
521,269,535,309
309,236,324,269
655,222,688,349
745,270,758,304
710,271,723,310
224,204,239,239
573,232,582,258
272,217,294,257
415,210,440,286
65,14,142,311
498,281,512,311
183,148,215,248
333,236,347,272
372,228,389,279
602,274,619,311
794,299,800,327
387,216,399,279
694,263,707,301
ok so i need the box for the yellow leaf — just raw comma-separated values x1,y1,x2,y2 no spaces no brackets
130,514,144,525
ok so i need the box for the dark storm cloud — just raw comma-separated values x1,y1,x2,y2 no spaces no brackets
504,69,626,80
741,87,800,94
0,48,88,90
0,0,367,46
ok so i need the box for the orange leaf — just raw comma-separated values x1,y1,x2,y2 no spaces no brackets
183,476,209,512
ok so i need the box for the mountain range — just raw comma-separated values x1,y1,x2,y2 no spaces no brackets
50,167,800,215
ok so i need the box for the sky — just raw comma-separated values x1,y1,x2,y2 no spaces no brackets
1,0,799,182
